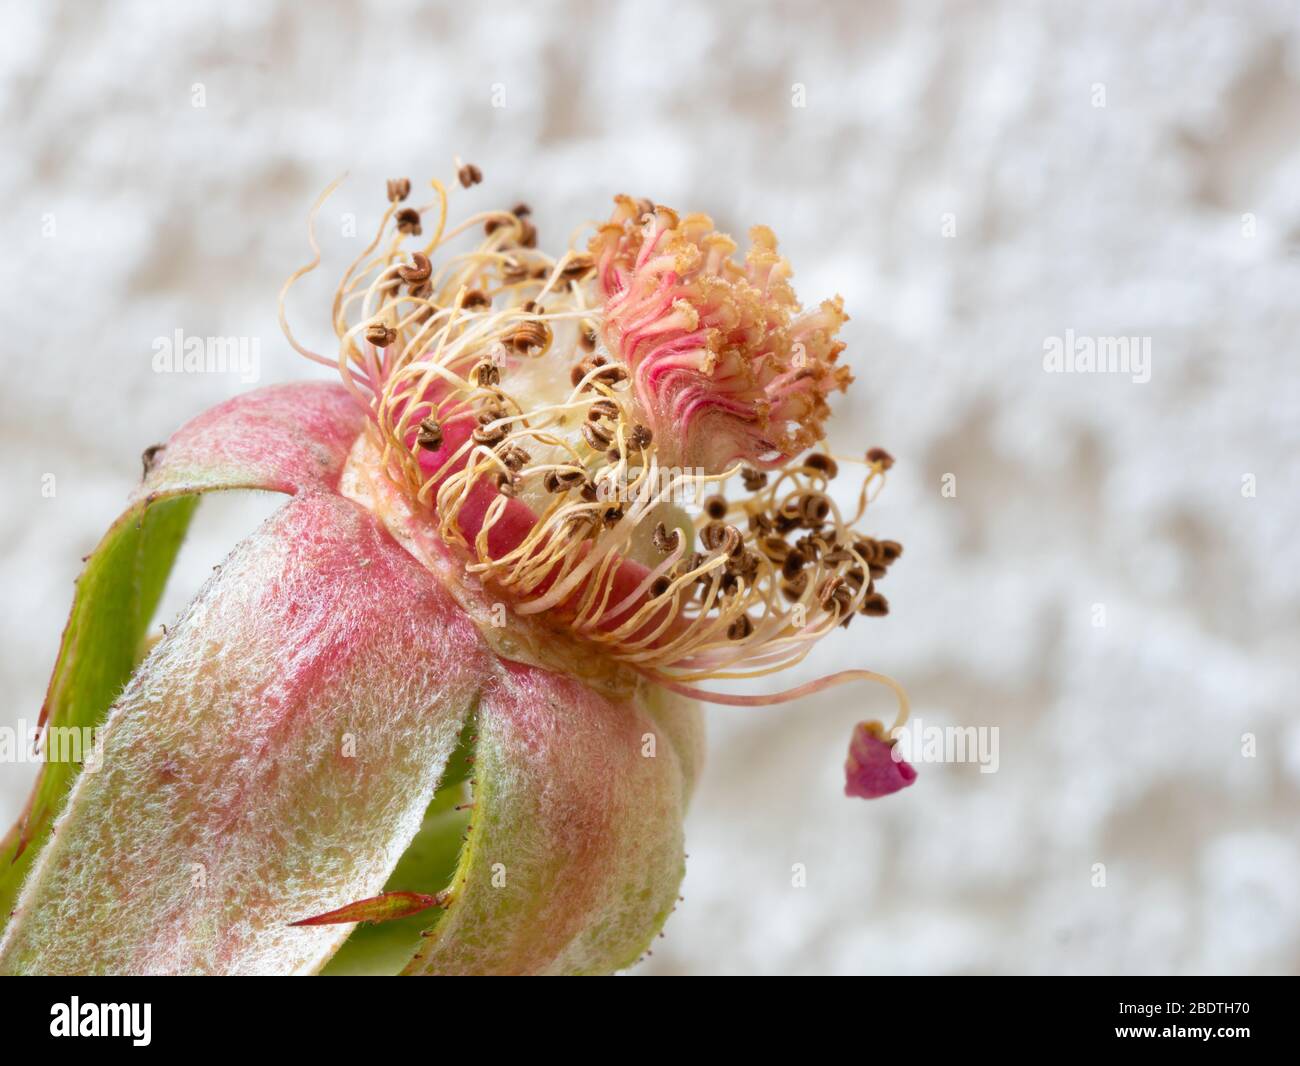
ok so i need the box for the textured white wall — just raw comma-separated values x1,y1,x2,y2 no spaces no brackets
1,0,1297,974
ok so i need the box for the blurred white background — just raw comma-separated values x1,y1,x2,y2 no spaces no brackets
1,0,1297,974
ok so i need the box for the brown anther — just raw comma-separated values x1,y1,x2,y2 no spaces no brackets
457,163,483,188
582,420,613,450
511,201,531,218
741,467,769,492
859,592,890,616
386,177,411,203
866,446,895,470
652,522,681,554
416,417,443,451
759,535,791,563
472,362,501,387
878,539,904,563
499,444,530,471
750,512,773,536
606,448,622,464
781,571,809,601
588,398,618,421
805,453,839,479
365,322,396,348
543,469,584,493
844,565,867,589
593,363,627,385
799,493,831,527
853,537,881,564
579,321,598,351
781,551,807,580
601,504,624,527
580,479,598,502
493,471,517,497
462,289,491,310
572,361,627,390
650,576,673,598
560,254,595,280
727,615,754,641
514,218,538,248
630,424,652,450
818,576,852,614
727,550,760,583
397,252,432,286
504,320,552,354
701,522,743,558
394,207,422,235
472,421,507,446
500,257,529,282
703,495,728,521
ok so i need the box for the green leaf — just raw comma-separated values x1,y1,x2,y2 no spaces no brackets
0,495,197,931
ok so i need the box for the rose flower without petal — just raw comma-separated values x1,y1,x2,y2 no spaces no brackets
0,171,913,977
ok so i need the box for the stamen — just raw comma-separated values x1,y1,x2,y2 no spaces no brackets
287,171,907,712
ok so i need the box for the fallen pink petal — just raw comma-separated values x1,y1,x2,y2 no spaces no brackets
844,721,919,800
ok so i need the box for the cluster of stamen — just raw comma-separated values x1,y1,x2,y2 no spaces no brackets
279,170,903,687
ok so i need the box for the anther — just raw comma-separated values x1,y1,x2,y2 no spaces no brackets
805,453,838,478
462,289,490,310
473,421,508,446
386,177,411,203
457,162,483,188
504,320,551,354
652,522,681,553
560,254,595,280
472,362,501,387
397,252,432,286
703,495,728,520
582,420,613,450
741,467,769,492
866,446,895,470
760,535,791,563
588,399,618,421
394,207,422,235
859,592,890,616
499,444,530,471
798,493,830,526
365,322,396,348
701,522,743,558
727,615,753,640
416,417,443,451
